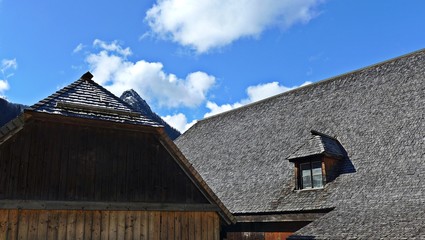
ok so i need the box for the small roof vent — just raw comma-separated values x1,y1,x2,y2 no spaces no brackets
81,71,93,81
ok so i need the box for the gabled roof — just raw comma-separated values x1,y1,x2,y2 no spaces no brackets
27,72,161,127
175,49,425,238
287,130,345,160
0,72,235,225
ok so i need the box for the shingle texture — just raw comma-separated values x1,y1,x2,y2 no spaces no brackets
175,50,425,238
287,131,345,160
28,73,161,127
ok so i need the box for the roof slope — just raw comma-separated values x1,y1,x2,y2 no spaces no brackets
28,72,161,127
175,50,425,238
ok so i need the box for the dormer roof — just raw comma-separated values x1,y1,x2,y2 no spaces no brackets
287,130,345,161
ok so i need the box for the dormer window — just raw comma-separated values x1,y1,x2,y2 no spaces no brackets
300,161,323,189
287,130,346,190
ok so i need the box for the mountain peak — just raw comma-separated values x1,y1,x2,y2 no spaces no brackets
120,89,181,140
121,89,153,116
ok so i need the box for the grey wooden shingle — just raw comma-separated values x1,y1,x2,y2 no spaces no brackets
28,72,161,127
175,49,425,238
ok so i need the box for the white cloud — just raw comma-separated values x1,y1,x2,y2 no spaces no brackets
1,58,17,71
204,101,244,118
93,39,132,57
85,40,216,108
146,0,324,53
0,58,17,95
204,81,312,118
162,113,197,133
73,43,85,53
0,80,9,93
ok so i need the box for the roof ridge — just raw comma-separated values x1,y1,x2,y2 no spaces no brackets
197,48,425,123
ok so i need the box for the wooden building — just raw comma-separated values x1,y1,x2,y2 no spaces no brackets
0,72,234,239
176,49,425,239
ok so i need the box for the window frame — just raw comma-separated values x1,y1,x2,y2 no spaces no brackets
296,160,325,190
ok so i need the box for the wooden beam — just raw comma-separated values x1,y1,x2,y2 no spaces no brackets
56,101,141,118
25,111,161,134
0,200,220,212
235,212,329,222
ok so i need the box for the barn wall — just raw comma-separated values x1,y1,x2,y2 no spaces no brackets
0,209,220,240
0,119,207,204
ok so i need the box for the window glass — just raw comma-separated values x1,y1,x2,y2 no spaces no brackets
312,162,323,188
301,163,312,189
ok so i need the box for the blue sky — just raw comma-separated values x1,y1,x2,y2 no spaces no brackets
1,0,424,132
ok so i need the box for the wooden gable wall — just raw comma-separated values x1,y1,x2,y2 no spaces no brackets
0,118,208,204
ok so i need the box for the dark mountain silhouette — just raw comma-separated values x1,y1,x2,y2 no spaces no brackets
0,98,27,127
120,89,181,140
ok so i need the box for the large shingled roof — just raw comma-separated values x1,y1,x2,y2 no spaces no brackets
175,49,425,238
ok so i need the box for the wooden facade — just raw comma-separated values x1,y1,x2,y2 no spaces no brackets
0,209,219,240
0,113,229,239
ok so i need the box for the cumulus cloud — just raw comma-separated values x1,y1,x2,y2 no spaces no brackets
0,58,18,95
162,113,197,133
85,39,216,108
204,81,312,118
146,0,324,53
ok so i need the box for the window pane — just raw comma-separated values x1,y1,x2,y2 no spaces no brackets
301,163,312,188
312,162,323,188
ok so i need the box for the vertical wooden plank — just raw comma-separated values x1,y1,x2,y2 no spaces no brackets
7,209,19,240
207,212,214,240
148,211,160,240
16,127,31,199
17,210,29,240
26,211,39,239
174,212,181,240
181,212,189,240
47,210,59,240
195,212,202,240
140,211,148,240
84,211,93,240
168,212,175,240
66,211,76,240
213,213,220,240
57,125,70,200
117,211,125,240
0,210,9,239
57,211,67,240
109,211,118,240
0,139,9,199
160,212,168,240
188,212,197,240
75,210,85,240
66,127,78,200
91,211,101,240
201,212,208,240
37,211,49,239
8,131,22,199
124,211,133,240
100,211,110,240
132,212,141,240
47,125,61,200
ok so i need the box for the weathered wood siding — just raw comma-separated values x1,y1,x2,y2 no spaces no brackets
0,119,207,204
227,232,292,240
0,209,220,240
